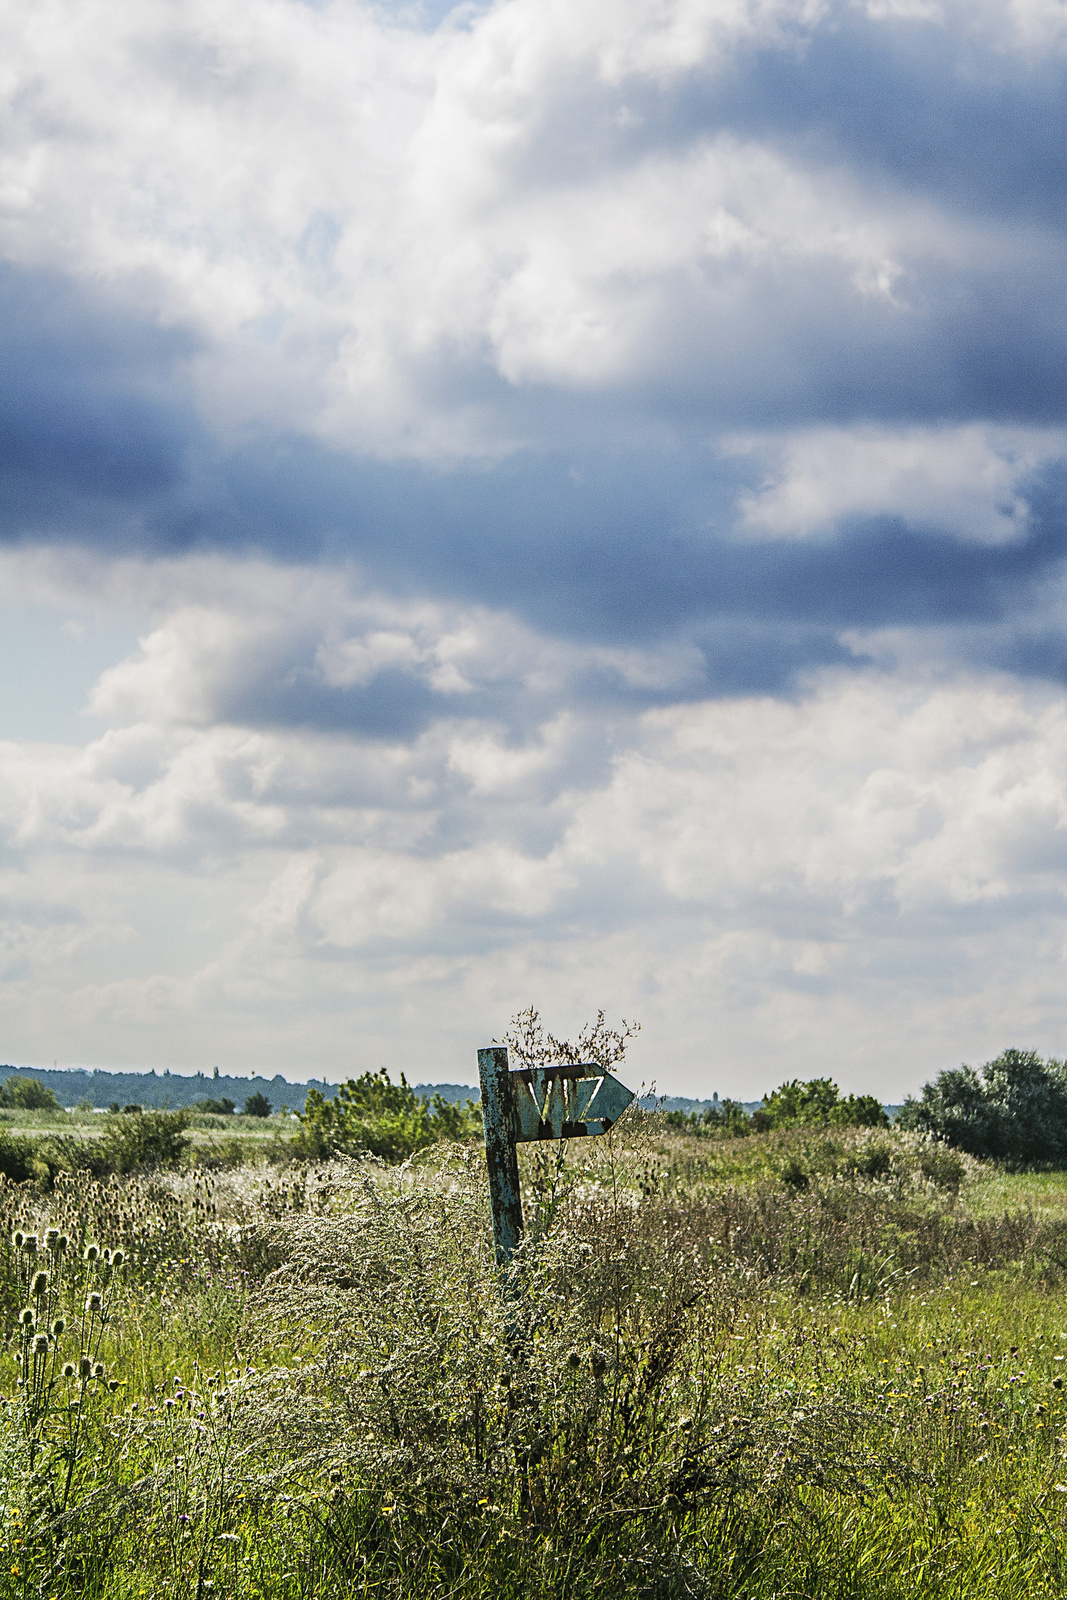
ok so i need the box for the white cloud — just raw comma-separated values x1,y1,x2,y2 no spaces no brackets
727,424,1067,542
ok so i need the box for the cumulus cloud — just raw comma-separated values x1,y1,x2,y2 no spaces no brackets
728,425,1066,543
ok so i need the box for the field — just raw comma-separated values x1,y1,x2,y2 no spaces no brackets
2,1117,1067,1598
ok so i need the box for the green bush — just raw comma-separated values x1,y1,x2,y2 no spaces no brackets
244,1092,272,1118
96,1108,192,1173
294,1069,480,1162
899,1047,1067,1165
752,1078,889,1132
195,1097,235,1115
0,1075,61,1112
0,1127,37,1182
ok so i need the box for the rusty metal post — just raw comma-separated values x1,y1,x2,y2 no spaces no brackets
478,1045,523,1267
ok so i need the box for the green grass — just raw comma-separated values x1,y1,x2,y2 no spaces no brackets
1,1122,1067,1596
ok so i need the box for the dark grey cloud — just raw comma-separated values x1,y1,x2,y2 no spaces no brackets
4,3,1067,732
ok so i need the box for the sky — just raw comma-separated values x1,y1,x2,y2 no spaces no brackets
2,0,1067,1098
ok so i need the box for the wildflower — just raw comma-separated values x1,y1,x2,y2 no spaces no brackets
51,1317,66,1336
86,1292,103,1313
18,1308,35,1329
84,1245,99,1263
31,1271,49,1297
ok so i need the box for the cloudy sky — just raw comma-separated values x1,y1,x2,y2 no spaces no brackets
2,0,1067,1098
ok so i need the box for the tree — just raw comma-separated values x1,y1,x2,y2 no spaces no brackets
244,1092,272,1118
899,1048,1067,1165
0,1075,61,1112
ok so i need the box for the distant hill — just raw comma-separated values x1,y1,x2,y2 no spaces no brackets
0,1064,337,1113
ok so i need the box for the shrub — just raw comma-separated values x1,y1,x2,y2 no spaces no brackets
0,1128,38,1182
0,1075,61,1112
752,1078,889,1133
899,1047,1067,1165
96,1109,191,1173
294,1069,479,1162
244,1092,272,1118
195,1097,235,1115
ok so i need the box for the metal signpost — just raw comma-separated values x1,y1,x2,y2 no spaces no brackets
477,1044,635,1266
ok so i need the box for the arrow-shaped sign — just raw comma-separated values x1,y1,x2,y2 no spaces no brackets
509,1063,634,1142
477,1046,636,1266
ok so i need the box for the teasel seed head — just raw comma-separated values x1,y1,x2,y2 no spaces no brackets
57,1234,69,1252
18,1307,35,1328
12,1230,24,1249
108,1379,120,1393
78,1356,92,1378
31,1271,48,1297
32,1333,49,1355
50,1317,66,1336
84,1244,100,1262
62,1363,76,1379
44,1228,59,1248
86,1292,103,1313
93,1362,105,1379
23,1234,37,1254
110,1249,125,1267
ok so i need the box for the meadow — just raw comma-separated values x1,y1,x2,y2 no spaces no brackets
1,1115,1067,1598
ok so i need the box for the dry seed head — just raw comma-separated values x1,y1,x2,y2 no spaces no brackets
62,1363,76,1379
84,1245,99,1263
23,1235,37,1254
92,1362,105,1379
50,1317,66,1336
102,1249,111,1264
110,1249,124,1267
108,1379,119,1393
86,1292,103,1313
78,1356,91,1378
44,1228,59,1248
32,1333,49,1355
18,1308,35,1329
57,1235,69,1252
31,1271,48,1297
12,1231,23,1249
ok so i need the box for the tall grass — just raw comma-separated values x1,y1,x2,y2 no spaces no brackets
0,1122,1066,1596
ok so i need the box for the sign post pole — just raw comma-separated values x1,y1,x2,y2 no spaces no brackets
478,1045,524,1267
478,1045,635,1269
